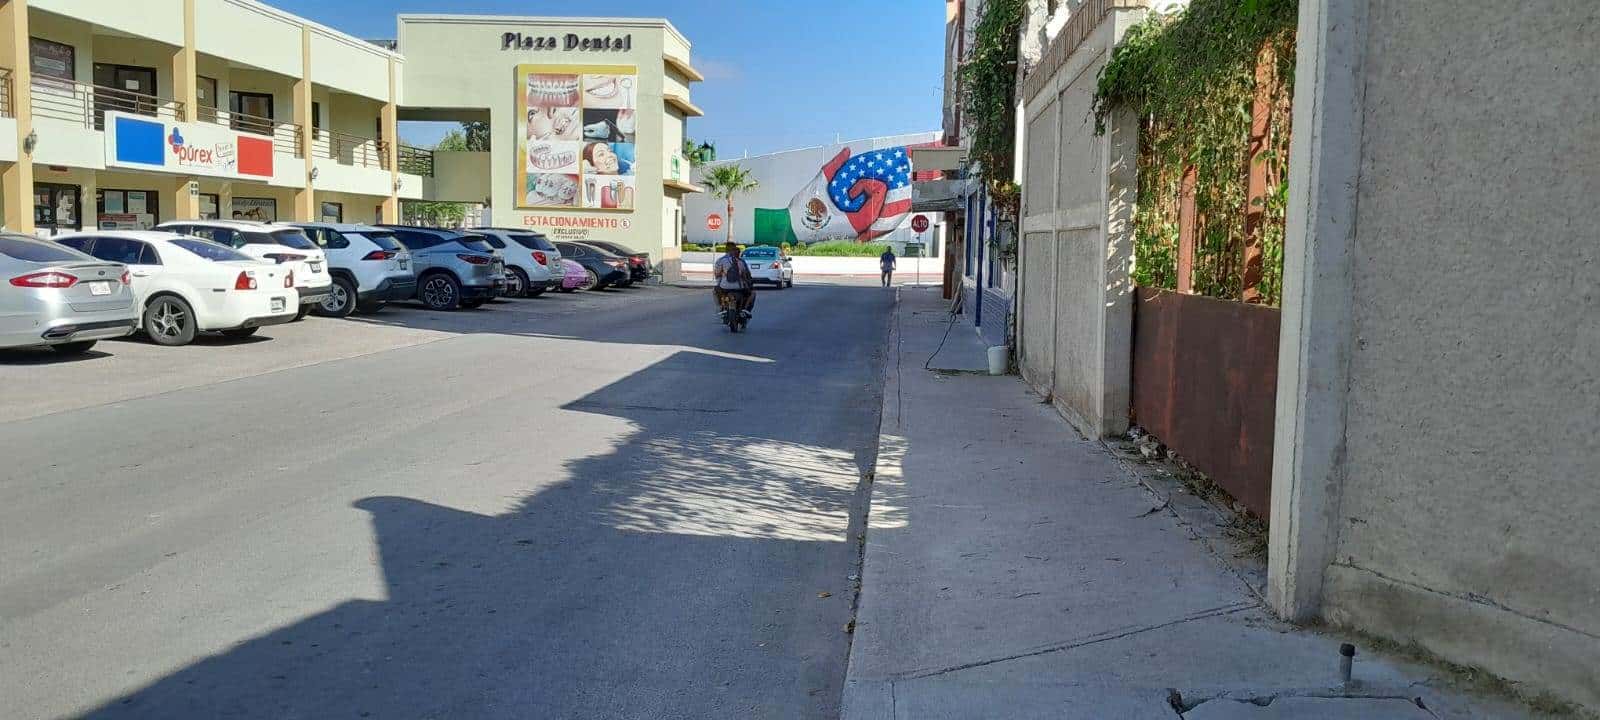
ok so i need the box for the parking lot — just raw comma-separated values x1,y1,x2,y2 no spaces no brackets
0,287,649,423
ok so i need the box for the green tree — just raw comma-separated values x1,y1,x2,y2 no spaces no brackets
682,137,716,165
461,121,491,151
699,164,759,245
402,130,469,227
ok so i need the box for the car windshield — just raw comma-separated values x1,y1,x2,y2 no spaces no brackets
268,229,317,250
511,233,556,251
358,231,405,252
0,236,87,263
171,238,254,262
454,235,495,253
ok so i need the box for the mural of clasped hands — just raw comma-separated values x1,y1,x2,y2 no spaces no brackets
784,146,914,243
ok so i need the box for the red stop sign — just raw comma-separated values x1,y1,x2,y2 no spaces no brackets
911,215,930,233
706,214,723,231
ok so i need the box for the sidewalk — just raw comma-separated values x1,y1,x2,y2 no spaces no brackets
842,287,1548,719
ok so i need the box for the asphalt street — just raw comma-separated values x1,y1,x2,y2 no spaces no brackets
0,281,895,719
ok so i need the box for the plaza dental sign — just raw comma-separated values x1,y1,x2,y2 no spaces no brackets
501,32,633,52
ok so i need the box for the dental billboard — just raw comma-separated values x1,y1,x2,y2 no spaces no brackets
103,111,275,180
516,64,638,211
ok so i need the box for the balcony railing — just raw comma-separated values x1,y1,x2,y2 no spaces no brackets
311,128,387,170
0,68,13,118
31,78,182,129
199,108,303,157
398,144,434,177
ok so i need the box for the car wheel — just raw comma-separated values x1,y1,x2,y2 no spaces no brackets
318,277,357,318
580,268,600,291
419,273,461,311
144,295,197,346
50,340,97,355
220,327,260,339
504,267,530,298
293,304,312,321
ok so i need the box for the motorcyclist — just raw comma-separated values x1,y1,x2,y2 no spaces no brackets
712,242,755,320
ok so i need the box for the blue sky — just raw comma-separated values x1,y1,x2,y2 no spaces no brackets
270,0,946,157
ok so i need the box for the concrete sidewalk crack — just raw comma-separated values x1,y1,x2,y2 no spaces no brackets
893,601,1258,681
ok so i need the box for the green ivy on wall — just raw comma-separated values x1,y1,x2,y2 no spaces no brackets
958,0,1025,208
1093,0,1297,305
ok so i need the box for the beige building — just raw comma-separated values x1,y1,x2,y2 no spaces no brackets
0,1,702,278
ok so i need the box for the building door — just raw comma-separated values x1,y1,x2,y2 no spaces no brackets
229,91,274,136
33,183,82,235
92,63,158,128
97,188,160,230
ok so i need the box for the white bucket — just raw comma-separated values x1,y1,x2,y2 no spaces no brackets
987,345,1008,376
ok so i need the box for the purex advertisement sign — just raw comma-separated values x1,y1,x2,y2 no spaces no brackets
103,111,275,180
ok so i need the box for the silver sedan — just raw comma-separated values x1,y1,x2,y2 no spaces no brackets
0,233,138,355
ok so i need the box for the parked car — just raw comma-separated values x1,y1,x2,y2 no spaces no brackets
740,245,794,288
553,241,629,291
0,233,137,354
288,222,416,317
558,258,586,293
575,240,651,284
377,226,504,310
469,227,563,298
156,220,331,320
55,231,296,346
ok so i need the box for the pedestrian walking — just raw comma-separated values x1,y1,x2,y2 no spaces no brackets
880,247,897,287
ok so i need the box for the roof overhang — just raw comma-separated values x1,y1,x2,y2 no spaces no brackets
663,94,705,117
663,178,702,193
908,146,968,172
664,55,704,82
912,179,967,212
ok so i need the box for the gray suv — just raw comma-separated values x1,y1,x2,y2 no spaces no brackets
378,226,504,310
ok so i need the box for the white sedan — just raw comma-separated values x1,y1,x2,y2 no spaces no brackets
55,231,298,346
740,245,794,288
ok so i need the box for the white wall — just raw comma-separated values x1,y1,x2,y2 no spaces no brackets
194,1,302,78
30,0,183,47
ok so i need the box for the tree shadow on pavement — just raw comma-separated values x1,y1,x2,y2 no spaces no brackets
81,298,890,719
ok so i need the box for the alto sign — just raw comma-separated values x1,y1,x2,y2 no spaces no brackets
911,215,930,233
706,214,723,231
103,111,274,180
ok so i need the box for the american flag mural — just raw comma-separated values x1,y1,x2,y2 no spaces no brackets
785,144,931,243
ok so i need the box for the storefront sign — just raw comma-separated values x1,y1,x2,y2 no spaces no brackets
502,33,632,52
521,213,631,240
103,111,274,180
516,64,639,212
232,197,277,222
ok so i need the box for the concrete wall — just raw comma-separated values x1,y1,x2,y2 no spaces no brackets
1014,4,1143,438
1270,0,1600,710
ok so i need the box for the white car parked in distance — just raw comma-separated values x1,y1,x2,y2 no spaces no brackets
55,231,298,346
155,220,331,320
740,245,794,288
288,222,417,317
470,228,562,298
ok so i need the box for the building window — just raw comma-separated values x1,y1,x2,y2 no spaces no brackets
197,76,218,122
229,91,274,135
312,101,322,138
29,37,75,85
199,193,220,220
320,201,342,223
232,197,277,222
33,183,81,234
97,188,159,230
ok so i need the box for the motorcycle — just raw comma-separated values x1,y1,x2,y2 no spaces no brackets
718,290,750,333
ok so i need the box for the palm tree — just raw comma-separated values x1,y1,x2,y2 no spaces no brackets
700,164,759,245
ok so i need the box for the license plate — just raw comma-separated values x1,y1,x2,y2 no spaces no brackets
271,297,286,312
88,281,111,296
309,262,322,272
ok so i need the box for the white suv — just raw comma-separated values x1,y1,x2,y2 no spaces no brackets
157,220,332,320
469,228,562,298
289,223,417,316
